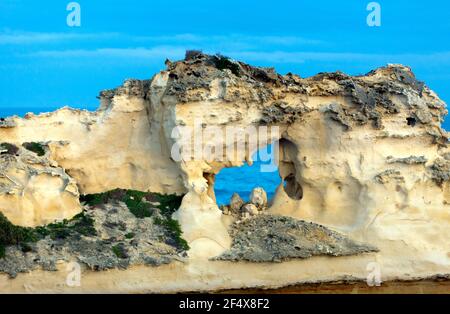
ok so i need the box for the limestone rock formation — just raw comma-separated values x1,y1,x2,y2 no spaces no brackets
0,143,81,226
0,52,449,292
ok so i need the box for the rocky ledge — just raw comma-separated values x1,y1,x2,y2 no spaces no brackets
216,214,377,262
0,190,187,278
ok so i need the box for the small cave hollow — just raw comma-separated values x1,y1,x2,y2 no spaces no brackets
279,138,303,200
406,117,416,126
283,173,303,200
203,172,217,203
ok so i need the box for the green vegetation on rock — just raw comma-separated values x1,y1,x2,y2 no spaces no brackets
22,142,46,156
212,54,241,76
81,189,153,218
0,142,19,155
153,216,189,251
80,189,189,251
35,211,96,240
0,210,96,258
0,212,37,258
112,243,128,259
1,188,188,261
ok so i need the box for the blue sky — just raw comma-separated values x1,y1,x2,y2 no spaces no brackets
0,0,449,129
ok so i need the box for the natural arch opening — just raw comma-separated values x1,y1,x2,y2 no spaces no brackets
214,144,281,206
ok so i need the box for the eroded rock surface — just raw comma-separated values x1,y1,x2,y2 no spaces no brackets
0,143,81,226
0,203,184,278
216,215,377,262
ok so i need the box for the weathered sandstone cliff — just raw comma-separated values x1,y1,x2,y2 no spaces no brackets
0,52,449,292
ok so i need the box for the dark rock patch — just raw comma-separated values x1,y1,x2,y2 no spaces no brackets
215,215,378,263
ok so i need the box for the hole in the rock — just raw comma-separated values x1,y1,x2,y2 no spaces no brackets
214,143,281,206
279,138,303,200
203,172,216,203
406,117,416,126
214,138,304,206
283,173,303,200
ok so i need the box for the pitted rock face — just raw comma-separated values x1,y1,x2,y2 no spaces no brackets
162,53,447,134
99,79,151,100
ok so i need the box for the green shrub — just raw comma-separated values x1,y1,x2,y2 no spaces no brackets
35,211,96,240
79,191,112,206
20,243,32,253
154,216,189,251
0,210,96,259
80,189,154,218
0,212,37,245
0,212,37,258
22,142,46,156
212,54,241,76
185,50,203,60
123,190,153,218
112,244,128,259
0,210,96,257
35,220,71,239
152,193,189,250
0,143,19,155
80,189,188,250
70,212,97,237
157,194,183,217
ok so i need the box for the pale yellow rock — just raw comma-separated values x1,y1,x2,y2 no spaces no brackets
250,187,268,208
0,146,81,226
